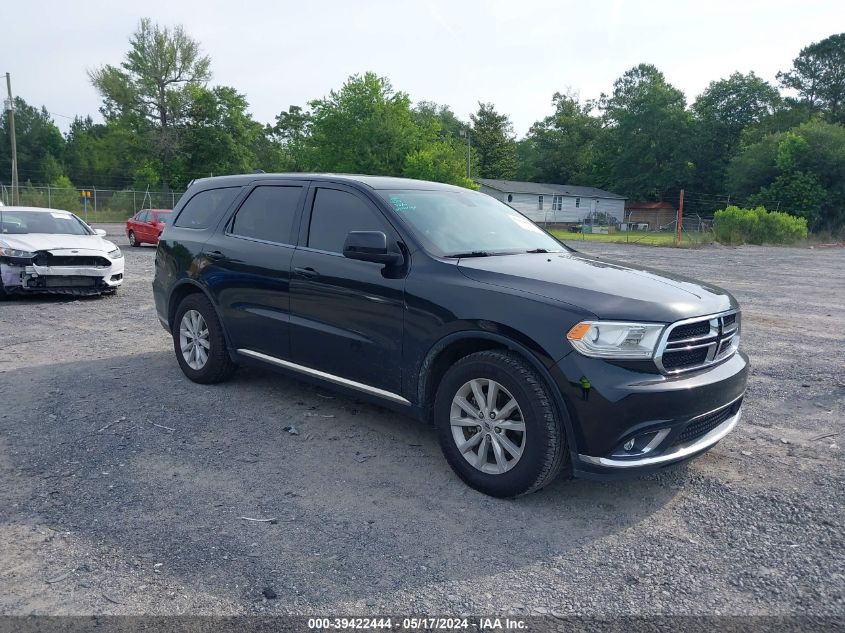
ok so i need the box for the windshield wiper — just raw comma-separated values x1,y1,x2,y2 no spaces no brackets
525,248,550,253
444,251,491,258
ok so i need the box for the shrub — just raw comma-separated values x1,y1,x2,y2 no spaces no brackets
713,205,807,245
18,182,47,208
48,176,83,213
106,190,140,216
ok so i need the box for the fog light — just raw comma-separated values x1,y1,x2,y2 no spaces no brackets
612,428,671,458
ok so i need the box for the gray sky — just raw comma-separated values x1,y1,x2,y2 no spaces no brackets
2,0,842,137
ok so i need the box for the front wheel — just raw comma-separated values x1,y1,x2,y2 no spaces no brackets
172,293,236,384
128,231,140,247
434,350,568,497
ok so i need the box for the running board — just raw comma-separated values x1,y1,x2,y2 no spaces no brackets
236,349,411,406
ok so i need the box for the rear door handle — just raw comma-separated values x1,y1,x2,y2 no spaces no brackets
294,266,319,279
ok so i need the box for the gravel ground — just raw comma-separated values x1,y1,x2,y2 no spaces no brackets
0,226,842,616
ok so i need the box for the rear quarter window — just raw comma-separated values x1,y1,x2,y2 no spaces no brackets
174,187,241,229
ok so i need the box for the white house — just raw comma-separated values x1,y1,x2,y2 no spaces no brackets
476,178,626,225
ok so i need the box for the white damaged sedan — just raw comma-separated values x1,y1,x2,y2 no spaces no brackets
0,207,124,296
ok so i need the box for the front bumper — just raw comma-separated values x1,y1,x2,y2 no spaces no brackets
0,255,124,295
551,349,749,478
577,397,742,470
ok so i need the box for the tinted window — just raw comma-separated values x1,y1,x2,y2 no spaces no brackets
308,188,386,253
231,186,302,244
174,187,240,229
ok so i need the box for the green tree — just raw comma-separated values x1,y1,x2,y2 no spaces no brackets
179,85,262,186
728,119,845,230
749,171,828,226
402,141,476,188
470,102,517,179
0,97,65,184
252,125,292,173
64,116,148,188
517,92,602,184
690,72,782,192
89,18,211,188
412,101,467,139
132,163,161,190
306,73,424,175
694,72,782,132
271,105,312,171
597,64,692,200
49,175,82,212
778,32,845,123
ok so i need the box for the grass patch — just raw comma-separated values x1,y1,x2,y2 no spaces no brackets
550,230,712,248
78,211,134,223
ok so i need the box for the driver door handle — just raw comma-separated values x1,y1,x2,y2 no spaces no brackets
294,266,319,279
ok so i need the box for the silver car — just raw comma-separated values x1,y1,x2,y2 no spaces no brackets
0,206,124,296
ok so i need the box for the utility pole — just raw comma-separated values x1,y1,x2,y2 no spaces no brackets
5,73,19,206
676,189,685,245
460,127,471,179
467,128,471,179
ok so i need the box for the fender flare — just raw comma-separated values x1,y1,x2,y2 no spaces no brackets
168,279,237,356
418,329,578,456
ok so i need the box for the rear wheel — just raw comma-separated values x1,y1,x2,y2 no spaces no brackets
172,293,236,383
434,350,567,497
128,230,140,247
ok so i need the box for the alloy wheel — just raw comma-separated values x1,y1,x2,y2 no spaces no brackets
450,378,526,475
179,309,210,370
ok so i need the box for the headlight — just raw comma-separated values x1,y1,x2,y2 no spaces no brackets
108,248,123,259
567,321,666,359
0,246,35,258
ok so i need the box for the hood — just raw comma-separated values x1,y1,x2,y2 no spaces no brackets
457,251,737,323
0,233,116,254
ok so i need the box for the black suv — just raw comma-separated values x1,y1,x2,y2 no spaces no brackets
153,174,748,497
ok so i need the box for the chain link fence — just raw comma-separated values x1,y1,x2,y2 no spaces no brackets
540,209,714,246
0,184,184,222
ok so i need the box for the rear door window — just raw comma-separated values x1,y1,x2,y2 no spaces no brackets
230,186,303,245
174,187,240,229
307,188,387,253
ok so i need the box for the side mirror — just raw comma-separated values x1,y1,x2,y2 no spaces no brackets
94,228,107,237
343,231,403,266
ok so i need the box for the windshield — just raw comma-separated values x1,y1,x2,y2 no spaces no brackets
0,210,93,236
379,189,566,257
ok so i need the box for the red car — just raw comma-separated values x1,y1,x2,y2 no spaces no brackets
125,209,173,247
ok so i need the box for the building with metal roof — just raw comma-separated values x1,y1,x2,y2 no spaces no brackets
475,178,626,225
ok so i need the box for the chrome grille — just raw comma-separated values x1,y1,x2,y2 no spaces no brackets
655,310,740,374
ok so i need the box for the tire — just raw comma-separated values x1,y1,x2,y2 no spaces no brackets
433,350,568,498
128,231,140,247
172,293,236,384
